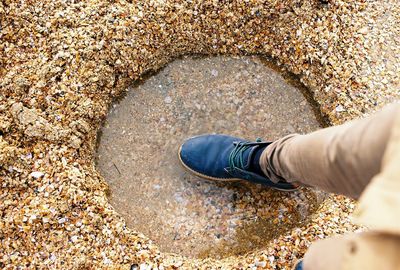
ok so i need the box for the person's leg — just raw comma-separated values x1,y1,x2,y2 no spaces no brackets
260,103,400,199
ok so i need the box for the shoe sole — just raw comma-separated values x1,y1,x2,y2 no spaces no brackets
178,145,298,192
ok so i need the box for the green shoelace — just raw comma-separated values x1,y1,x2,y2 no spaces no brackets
228,138,262,170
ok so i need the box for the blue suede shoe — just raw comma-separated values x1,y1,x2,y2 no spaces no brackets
293,260,304,270
178,134,297,191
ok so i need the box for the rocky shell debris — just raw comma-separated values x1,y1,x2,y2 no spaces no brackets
0,0,398,269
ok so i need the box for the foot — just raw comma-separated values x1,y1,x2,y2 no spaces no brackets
178,134,297,191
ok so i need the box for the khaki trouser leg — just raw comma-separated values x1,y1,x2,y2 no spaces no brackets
260,103,399,199
302,233,400,270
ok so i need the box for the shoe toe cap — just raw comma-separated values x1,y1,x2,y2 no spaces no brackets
179,134,234,179
179,136,206,171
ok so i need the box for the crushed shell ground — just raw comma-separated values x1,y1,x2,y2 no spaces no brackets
0,0,399,269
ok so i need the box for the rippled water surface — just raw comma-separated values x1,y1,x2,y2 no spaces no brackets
97,56,326,258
